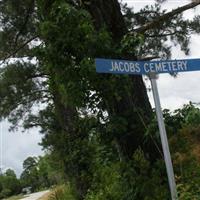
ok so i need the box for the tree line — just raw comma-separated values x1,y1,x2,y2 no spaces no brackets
0,154,63,199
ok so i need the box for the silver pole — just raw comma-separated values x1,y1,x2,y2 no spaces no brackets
149,73,178,200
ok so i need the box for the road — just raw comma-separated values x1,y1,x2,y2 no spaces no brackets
20,190,50,200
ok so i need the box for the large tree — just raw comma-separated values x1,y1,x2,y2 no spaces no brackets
0,0,200,198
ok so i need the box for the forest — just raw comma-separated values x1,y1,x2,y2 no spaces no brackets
0,155,58,199
0,0,200,199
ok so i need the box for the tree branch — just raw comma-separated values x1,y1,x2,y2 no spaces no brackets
25,73,50,81
133,0,200,34
134,10,160,16
139,56,160,61
145,30,185,38
1,35,39,65
9,89,52,111
14,0,35,45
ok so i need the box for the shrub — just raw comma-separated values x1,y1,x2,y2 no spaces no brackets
0,188,12,198
178,183,200,200
48,184,76,200
85,149,169,200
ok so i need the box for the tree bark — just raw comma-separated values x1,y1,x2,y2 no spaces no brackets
84,0,159,161
84,0,127,41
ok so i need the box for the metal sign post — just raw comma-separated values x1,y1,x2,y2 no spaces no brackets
149,73,178,200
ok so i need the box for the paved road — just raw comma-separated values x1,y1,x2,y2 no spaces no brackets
20,190,49,200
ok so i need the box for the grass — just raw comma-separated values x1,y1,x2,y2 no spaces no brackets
5,194,25,200
46,185,76,200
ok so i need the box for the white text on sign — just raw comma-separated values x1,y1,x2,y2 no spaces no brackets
110,60,188,73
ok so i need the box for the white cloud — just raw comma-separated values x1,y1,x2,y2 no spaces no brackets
0,121,43,177
123,0,200,110
150,71,200,110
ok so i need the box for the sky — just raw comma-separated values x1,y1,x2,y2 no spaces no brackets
0,0,200,177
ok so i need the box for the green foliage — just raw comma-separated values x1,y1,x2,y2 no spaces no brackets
164,104,200,199
131,103,200,200
4,169,16,179
20,155,60,192
0,0,37,58
0,169,21,199
20,157,40,192
49,184,77,200
85,149,169,200
122,3,200,58
0,188,12,198
177,183,200,200
0,61,49,130
38,1,115,112
121,33,145,56
146,103,200,148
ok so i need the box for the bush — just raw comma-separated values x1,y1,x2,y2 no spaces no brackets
0,188,12,198
85,149,169,200
178,183,200,200
48,184,76,200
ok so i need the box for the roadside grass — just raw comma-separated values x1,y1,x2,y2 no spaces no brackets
43,185,76,200
5,194,25,200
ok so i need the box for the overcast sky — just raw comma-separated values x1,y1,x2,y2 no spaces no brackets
0,0,200,177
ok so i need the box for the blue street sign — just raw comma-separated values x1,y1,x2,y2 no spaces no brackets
95,58,200,75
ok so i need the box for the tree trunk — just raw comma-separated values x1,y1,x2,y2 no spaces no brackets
85,0,159,161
